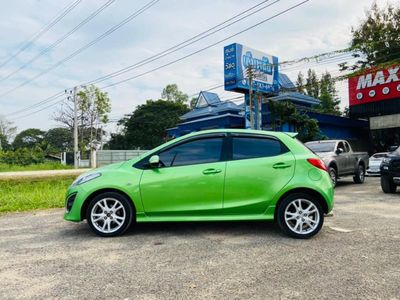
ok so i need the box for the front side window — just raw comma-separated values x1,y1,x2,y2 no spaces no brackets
337,142,345,152
158,137,223,167
232,136,287,160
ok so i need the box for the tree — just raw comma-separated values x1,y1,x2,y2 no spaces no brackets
53,85,111,150
0,117,17,148
190,97,197,109
295,72,306,93
305,69,319,99
268,100,324,142
77,85,111,146
161,84,189,103
341,2,400,71
296,69,342,116
12,128,45,149
109,100,189,149
315,72,341,115
44,127,73,152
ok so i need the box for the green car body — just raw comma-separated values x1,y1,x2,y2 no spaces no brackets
64,129,334,238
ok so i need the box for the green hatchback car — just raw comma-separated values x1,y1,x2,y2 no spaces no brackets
64,129,334,238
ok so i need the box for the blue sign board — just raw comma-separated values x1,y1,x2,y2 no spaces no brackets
224,43,279,94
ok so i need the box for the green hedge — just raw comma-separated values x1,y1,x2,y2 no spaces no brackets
0,147,45,166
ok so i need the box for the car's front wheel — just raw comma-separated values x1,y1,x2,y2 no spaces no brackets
381,175,397,193
86,192,134,237
277,193,324,239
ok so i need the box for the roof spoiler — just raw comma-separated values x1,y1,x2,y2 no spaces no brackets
285,132,299,138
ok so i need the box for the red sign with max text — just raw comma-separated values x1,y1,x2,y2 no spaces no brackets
348,64,400,106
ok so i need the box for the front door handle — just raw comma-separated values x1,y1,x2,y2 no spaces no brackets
272,162,292,169
202,168,222,175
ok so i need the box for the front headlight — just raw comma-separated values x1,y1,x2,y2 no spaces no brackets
72,172,101,186
382,158,391,164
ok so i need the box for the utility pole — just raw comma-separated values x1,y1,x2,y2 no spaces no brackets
246,65,254,129
73,86,79,169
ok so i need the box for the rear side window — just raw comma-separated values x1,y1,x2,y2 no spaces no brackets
232,137,288,160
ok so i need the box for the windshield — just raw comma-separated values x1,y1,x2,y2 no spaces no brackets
372,153,387,159
305,142,336,153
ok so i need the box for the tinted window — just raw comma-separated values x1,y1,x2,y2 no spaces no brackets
232,137,287,160
344,142,350,152
306,142,336,152
159,138,223,167
337,142,345,152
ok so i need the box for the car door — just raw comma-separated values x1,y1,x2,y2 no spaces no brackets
139,135,226,217
344,141,355,172
223,134,295,215
335,141,347,174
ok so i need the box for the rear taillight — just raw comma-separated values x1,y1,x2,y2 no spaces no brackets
307,158,327,172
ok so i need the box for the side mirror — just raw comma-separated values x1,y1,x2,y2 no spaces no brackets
149,155,160,167
336,148,343,154
389,146,398,152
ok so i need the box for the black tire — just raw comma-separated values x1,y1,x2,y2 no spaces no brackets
353,164,365,184
276,193,324,239
328,167,338,188
86,192,135,237
381,175,397,193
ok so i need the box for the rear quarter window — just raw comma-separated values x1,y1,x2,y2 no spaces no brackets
232,137,288,160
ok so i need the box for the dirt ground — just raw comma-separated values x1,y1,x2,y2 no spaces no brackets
0,177,399,299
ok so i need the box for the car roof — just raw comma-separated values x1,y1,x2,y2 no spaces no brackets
181,129,296,139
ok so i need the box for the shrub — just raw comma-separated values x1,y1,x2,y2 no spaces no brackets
0,147,45,166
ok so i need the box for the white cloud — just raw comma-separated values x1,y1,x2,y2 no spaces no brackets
0,0,390,133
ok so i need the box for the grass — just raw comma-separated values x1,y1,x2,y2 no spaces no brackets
0,162,73,172
0,176,75,213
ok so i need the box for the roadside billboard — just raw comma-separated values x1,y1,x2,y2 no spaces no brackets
224,43,279,94
348,64,400,106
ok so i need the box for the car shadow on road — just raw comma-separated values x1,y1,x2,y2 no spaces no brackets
59,220,283,239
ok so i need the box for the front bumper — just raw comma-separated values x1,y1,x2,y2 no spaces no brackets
64,186,87,222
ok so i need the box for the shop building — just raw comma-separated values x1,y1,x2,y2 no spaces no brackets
349,64,400,152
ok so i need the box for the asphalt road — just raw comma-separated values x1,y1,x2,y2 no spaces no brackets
0,177,399,299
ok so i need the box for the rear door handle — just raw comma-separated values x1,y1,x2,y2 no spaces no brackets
202,168,222,175
273,162,292,169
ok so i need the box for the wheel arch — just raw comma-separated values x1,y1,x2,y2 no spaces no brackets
274,187,329,217
328,161,338,172
81,188,136,220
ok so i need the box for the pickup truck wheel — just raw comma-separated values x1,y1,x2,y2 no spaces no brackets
381,175,397,193
328,167,337,188
353,164,365,184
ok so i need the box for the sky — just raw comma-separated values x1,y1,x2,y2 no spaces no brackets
0,0,391,135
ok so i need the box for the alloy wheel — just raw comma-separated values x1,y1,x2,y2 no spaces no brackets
284,199,320,235
90,198,126,234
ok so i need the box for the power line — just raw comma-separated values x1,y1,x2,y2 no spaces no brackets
100,0,311,90
0,0,82,69
0,0,116,83
0,0,161,98
81,0,280,87
4,0,302,117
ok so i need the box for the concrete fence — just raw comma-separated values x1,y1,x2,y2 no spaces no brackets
96,150,148,167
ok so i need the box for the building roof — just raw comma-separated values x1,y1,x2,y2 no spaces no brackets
279,73,296,90
265,92,320,106
181,91,242,121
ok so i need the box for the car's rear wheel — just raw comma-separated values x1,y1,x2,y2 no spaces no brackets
86,192,134,237
328,167,337,188
381,175,397,193
353,164,365,184
277,193,324,239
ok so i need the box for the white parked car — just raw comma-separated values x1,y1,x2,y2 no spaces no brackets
366,152,388,176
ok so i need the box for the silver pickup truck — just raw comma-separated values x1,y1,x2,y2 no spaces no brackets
305,140,369,187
